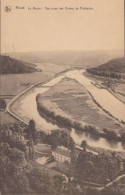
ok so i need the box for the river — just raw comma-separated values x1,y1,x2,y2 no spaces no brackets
9,69,125,152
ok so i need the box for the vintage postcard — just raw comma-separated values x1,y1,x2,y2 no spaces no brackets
0,0,125,194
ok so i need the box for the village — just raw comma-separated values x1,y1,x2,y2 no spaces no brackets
1,117,125,194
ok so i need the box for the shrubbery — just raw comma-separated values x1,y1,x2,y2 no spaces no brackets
37,96,124,142
0,98,6,110
75,150,124,184
1,122,125,194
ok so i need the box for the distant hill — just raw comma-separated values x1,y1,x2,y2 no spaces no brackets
91,58,125,72
0,55,38,74
86,58,125,79
7,50,124,68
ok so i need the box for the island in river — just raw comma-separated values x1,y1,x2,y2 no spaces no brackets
8,66,125,153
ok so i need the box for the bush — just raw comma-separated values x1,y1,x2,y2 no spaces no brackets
0,98,6,109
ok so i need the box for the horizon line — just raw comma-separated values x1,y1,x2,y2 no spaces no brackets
1,48,124,54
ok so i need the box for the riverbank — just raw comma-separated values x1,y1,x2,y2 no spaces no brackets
6,68,79,131
36,76,124,133
7,68,125,152
4,67,75,126
36,96,125,145
87,145,125,159
84,70,125,107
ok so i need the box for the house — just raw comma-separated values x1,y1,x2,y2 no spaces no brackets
52,145,98,165
52,146,71,164
75,145,98,156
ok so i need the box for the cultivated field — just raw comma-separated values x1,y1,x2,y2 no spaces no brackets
37,78,124,134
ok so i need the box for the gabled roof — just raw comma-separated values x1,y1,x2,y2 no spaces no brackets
53,146,71,158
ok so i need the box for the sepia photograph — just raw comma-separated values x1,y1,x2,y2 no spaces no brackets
0,0,125,194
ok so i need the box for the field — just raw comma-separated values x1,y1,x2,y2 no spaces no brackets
37,78,124,134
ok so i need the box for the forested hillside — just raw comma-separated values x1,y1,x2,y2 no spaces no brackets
86,58,125,79
0,55,37,74
8,50,123,68
1,122,125,194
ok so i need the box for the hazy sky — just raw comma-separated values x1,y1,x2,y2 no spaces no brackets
1,0,124,53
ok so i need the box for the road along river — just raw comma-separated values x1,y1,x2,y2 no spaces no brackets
8,69,125,152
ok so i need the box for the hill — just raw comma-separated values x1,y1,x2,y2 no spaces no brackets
86,58,125,79
7,50,123,68
0,55,38,74
92,58,125,73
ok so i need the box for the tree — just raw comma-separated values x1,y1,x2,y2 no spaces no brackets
105,130,118,141
24,119,37,159
26,139,34,159
112,151,116,158
24,119,38,144
51,175,66,193
29,119,35,129
68,137,75,151
0,98,6,110
64,182,79,195
49,130,75,151
49,130,61,149
81,140,87,151
86,187,99,195
121,132,125,143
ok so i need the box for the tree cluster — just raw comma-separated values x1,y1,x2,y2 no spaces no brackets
74,150,125,184
0,98,6,110
47,130,75,151
0,121,125,195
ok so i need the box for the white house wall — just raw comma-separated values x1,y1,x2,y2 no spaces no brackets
52,151,71,163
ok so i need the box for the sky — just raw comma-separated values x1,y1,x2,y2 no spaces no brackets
1,0,124,53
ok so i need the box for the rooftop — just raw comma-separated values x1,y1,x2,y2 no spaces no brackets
53,146,71,158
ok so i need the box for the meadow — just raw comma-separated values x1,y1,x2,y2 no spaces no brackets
37,78,124,134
